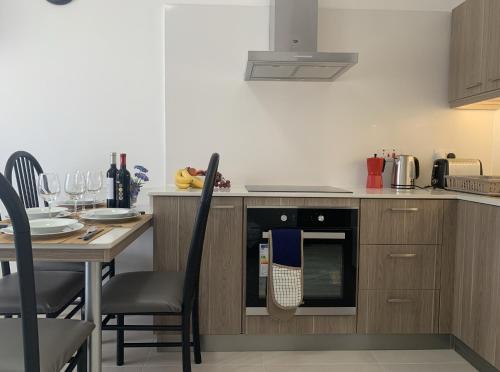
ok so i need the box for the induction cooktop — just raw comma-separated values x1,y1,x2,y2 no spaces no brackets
245,185,352,193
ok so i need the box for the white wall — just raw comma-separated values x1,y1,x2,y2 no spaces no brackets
164,5,495,188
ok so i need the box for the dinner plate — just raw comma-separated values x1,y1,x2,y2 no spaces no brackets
29,218,79,234
81,208,132,219
80,210,140,222
1,222,84,237
26,207,68,220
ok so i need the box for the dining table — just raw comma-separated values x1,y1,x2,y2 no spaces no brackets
0,213,153,372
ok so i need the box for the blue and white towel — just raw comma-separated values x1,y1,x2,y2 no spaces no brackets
267,229,304,321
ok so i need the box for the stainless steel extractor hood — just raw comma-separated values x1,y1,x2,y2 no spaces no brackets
245,0,358,82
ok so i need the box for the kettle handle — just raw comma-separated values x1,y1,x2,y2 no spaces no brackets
414,158,420,180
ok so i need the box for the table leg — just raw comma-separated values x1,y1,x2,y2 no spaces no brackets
85,262,102,372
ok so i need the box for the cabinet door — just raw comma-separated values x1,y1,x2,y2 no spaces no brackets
357,290,439,334
484,0,500,92
453,201,500,366
153,196,243,335
449,0,486,101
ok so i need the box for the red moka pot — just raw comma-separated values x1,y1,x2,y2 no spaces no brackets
366,155,385,189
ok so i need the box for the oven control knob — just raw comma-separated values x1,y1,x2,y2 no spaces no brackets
280,214,288,222
318,215,325,222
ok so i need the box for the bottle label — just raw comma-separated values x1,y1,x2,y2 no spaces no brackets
107,178,115,200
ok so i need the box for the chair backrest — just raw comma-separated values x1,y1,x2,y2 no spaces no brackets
182,153,219,311
0,172,40,372
5,151,45,209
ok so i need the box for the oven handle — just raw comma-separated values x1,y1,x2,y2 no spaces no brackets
262,231,346,240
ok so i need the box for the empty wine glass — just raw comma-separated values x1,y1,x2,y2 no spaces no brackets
38,173,61,218
65,171,86,215
86,171,103,209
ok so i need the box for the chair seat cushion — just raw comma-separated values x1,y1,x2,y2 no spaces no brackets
0,271,84,314
102,271,184,314
0,318,94,372
34,261,85,272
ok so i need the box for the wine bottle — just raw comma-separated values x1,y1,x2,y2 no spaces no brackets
116,153,131,208
106,152,118,208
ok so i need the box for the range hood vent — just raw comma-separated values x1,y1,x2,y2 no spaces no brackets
245,0,358,82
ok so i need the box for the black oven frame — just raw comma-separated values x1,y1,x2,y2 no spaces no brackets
245,207,358,311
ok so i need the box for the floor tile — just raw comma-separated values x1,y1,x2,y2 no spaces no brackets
146,351,263,366
372,350,468,364
264,364,384,372
381,363,478,372
102,367,142,372
143,366,265,372
262,350,377,365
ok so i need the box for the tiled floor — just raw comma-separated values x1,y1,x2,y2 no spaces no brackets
100,329,478,372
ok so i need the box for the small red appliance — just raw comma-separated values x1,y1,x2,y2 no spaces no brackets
366,154,385,189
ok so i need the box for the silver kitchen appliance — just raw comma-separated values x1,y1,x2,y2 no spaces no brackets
391,155,420,189
244,0,358,82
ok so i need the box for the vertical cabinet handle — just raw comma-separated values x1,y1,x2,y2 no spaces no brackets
387,298,413,304
389,208,419,212
466,82,482,89
388,253,417,258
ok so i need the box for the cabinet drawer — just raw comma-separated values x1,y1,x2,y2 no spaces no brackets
359,245,440,290
360,200,443,244
357,290,439,334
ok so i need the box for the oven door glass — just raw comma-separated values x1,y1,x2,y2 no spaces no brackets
253,233,356,308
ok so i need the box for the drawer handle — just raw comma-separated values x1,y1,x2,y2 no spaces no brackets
387,298,413,304
388,253,417,258
389,208,419,212
211,205,235,210
466,82,482,89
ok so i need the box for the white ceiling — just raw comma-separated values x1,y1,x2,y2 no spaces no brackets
164,0,464,12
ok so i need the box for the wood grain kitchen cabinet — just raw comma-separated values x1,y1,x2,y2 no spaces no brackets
360,199,443,245
449,0,500,108
244,315,356,335
359,245,440,290
153,196,243,335
357,290,439,334
453,201,500,367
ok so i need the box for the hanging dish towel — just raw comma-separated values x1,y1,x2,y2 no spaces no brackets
267,229,304,321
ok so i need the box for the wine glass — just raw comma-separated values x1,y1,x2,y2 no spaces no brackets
38,173,61,218
65,171,86,215
86,171,103,209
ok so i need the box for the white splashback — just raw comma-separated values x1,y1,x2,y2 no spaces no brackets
164,5,495,187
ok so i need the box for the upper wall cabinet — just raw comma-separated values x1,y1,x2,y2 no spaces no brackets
449,0,500,109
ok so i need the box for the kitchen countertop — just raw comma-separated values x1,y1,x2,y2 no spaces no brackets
149,185,500,207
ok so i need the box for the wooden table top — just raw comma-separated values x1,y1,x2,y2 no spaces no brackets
0,214,153,262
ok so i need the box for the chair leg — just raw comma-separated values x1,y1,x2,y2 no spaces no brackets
77,341,87,372
192,298,202,364
182,311,192,372
117,314,125,366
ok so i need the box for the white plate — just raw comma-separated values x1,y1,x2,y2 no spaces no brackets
26,207,68,220
57,199,105,207
81,208,132,219
29,218,79,234
80,211,140,222
1,222,84,237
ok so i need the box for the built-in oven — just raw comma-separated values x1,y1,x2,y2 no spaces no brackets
246,207,358,316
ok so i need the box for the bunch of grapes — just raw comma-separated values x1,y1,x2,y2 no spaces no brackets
214,172,231,189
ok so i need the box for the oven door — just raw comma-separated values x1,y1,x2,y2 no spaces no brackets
246,230,356,316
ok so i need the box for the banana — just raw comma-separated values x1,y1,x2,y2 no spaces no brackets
191,176,204,189
181,168,194,181
175,182,190,189
175,169,191,185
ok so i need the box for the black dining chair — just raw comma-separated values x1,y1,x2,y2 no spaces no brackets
0,172,94,372
101,153,219,372
4,150,115,280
